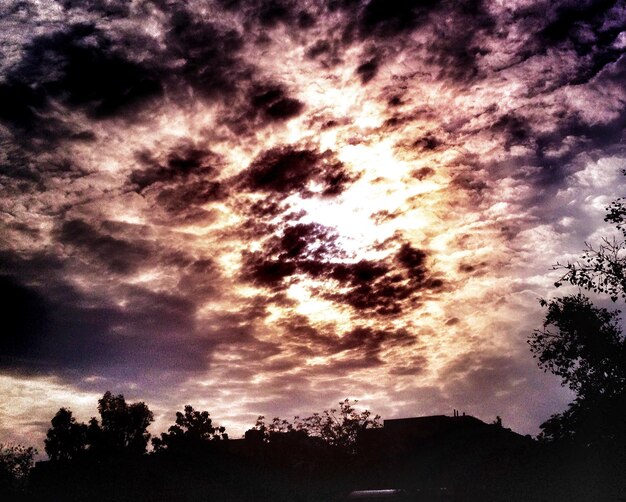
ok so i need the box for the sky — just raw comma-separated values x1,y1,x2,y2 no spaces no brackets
1,0,626,451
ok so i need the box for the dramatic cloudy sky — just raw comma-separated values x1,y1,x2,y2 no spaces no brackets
2,0,626,449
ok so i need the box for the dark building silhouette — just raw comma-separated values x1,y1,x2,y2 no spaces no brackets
359,413,531,457
354,412,535,499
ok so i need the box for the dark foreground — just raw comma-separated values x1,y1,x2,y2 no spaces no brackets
3,429,625,501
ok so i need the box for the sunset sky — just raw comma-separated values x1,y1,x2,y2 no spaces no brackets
2,0,626,451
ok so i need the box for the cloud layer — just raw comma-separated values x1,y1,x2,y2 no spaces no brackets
1,0,625,446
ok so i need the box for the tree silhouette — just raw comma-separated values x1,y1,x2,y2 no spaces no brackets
554,186,626,302
0,443,36,489
92,391,154,457
533,183,626,445
297,399,382,454
44,408,88,461
44,392,154,460
530,295,626,443
255,399,381,454
152,405,227,453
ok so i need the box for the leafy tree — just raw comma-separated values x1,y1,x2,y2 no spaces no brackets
255,399,381,454
530,295,625,400
553,188,626,302
530,295,626,443
296,399,382,454
253,415,295,438
0,443,37,488
93,391,154,457
152,405,227,452
533,182,626,444
44,392,154,462
44,407,88,461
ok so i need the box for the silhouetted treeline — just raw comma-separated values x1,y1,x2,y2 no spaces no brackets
2,391,625,501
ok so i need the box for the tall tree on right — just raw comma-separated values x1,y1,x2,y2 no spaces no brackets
531,184,626,445
529,294,626,443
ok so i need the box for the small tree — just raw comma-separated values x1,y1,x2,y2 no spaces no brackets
152,405,227,453
254,399,381,454
44,408,88,461
296,399,382,454
252,415,295,439
0,443,37,489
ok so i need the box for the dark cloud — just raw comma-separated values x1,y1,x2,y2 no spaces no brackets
217,82,308,135
411,166,436,180
389,355,429,376
278,315,416,371
490,114,532,150
55,219,153,275
305,39,332,59
0,232,225,383
242,224,443,316
129,143,227,222
297,10,317,29
539,0,623,49
0,250,65,286
0,269,213,379
0,23,162,133
0,276,48,361
131,145,221,191
334,0,496,84
163,6,248,100
249,86,305,121
324,248,443,315
426,1,495,82
55,0,132,18
154,180,223,216
265,97,305,120
466,53,626,210
438,351,543,410
357,0,440,39
0,3,256,146
238,145,358,196
356,58,379,84
176,259,219,298
336,326,414,354
68,130,98,142
254,0,294,28
241,252,297,288
223,0,315,31
508,0,626,86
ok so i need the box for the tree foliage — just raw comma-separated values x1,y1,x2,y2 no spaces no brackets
44,407,88,461
44,391,154,461
530,296,626,443
553,237,626,302
533,185,626,444
0,443,36,488
554,191,626,302
530,295,626,401
255,399,381,454
152,405,227,452
94,391,154,456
